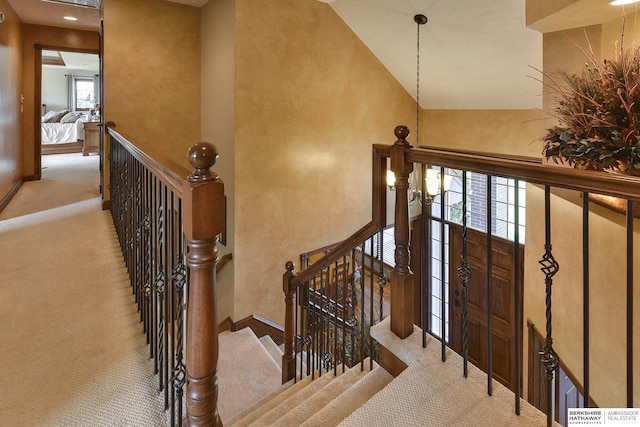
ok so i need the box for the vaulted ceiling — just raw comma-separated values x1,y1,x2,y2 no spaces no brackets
6,0,635,109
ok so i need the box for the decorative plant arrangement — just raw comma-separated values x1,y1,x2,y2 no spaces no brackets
539,28,640,175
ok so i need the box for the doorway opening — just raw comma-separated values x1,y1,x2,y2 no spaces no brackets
35,46,100,180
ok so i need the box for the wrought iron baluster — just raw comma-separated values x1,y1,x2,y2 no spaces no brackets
440,166,446,363
171,259,187,427
377,229,387,323
538,185,559,427
513,178,521,415
626,199,634,408
134,171,142,303
360,241,366,371
421,163,428,349
170,201,182,422
486,175,493,395
457,170,471,378
143,208,152,336
582,192,590,408
156,203,165,391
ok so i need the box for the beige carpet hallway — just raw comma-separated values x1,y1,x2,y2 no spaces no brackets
0,154,168,426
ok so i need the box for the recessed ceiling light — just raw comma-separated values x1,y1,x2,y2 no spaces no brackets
611,0,640,5
64,16,78,21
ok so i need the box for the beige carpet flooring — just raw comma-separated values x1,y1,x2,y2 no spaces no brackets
0,154,168,426
217,328,284,423
0,153,101,221
342,317,559,426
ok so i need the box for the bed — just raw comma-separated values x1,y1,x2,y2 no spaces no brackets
41,110,86,155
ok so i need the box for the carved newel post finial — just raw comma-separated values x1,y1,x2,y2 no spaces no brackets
187,143,219,182
394,125,411,145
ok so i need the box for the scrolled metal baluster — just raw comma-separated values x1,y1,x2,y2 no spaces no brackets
322,350,332,372
377,272,387,323
155,206,165,381
458,258,471,376
156,270,165,390
143,212,152,338
135,227,142,306
538,186,559,427
457,170,472,378
171,260,187,427
303,333,312,377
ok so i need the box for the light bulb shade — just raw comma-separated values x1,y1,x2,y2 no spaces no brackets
386,170,396,188
611,0,640,5
425,168,439,196
443,173,452,192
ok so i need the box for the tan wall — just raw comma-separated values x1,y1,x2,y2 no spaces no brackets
526,0,576,28
103,0,201,191
233,0,415,325
20,25,98,179
422,109,545,158
201,0,235,322
0,0,22,204
523,19,640,407
601,15,640,55
542,26,601,113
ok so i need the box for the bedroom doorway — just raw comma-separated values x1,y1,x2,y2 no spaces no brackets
35,46,101,181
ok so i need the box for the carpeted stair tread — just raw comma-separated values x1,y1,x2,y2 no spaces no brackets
218,328,283,423
229,371,326,426
300,364,393,427
258,334,283,366
232,367,345,427
340,318,558,426
225,378,294,426
269,359,375,426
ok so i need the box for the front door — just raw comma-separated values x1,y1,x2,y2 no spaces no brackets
448,223,524,392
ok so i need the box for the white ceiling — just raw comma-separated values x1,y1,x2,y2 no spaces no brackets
7,0,100,31
328,0,542,109
43,50,99,71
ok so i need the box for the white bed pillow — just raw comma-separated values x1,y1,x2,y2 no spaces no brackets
60,111,84,124
44,110,69,123
41,111,57,123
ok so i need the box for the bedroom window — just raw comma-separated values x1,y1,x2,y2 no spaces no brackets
71,76,95,111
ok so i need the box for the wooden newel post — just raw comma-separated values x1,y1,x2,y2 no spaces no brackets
390,125,415,339
282,261,297,383
183,143,225,427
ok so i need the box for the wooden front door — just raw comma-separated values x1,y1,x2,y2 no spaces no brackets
448,223,524,392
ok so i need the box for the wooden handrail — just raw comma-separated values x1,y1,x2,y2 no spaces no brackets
281,140,390,383
106,125,191,196
107,126,225,426
407,146,640,201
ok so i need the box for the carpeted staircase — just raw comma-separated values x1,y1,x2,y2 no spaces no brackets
219,320,557,427
218,328,393,426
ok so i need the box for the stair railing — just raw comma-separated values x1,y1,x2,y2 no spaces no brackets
284,124,639,426
282,143,391,383
386,125,640,426
107,125,224,427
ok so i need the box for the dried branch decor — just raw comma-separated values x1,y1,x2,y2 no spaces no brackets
538,23,640,174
